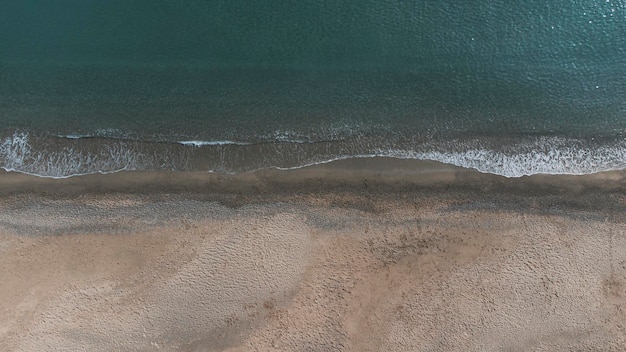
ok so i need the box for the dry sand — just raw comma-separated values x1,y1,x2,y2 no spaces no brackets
0,158,625,351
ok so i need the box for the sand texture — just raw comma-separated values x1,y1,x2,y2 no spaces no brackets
0,160,625,351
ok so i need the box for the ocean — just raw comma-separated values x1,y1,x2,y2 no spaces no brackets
1,0,625,178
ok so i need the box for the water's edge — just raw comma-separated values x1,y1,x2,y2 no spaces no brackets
1,131,625,178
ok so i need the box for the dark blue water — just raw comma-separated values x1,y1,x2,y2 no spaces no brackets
1,1,625,177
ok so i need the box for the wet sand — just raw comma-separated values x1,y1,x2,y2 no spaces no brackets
0,158,625,351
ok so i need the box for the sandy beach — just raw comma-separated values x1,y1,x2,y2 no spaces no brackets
0,158,625,351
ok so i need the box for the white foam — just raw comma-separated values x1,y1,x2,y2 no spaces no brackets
0,132,150,178
380,138,626,177
271,137,626,177
58,134,94,139
178,140,250,147
266,130,312,144
0,132,31,170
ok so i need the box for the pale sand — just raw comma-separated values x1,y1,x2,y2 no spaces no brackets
0,159,625,351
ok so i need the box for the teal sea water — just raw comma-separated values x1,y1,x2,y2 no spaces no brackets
1,1,625,177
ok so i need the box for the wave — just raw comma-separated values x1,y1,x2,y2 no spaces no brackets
1,132,146,178
178,140,251,147
383,144,626,177
1,131,625,178
58,134,95,140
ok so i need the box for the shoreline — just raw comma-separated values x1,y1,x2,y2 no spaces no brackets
3,130,626,178
1,157,625,197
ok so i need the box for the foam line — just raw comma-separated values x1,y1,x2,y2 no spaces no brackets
1,132,625,178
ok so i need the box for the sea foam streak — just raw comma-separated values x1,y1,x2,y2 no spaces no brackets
382,144,626,177
178,140,251,147
58,134,94,139
1,132,625,178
